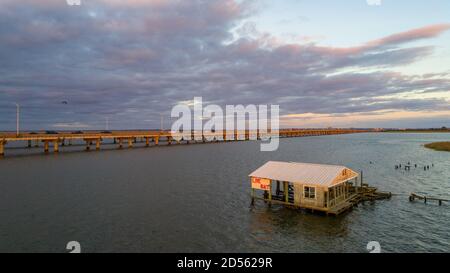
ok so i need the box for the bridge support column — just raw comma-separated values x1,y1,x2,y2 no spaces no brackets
44,141,49,153
167,136,172,145
28,140,32,148
85,140,91,151
0,141,5,156
96,139,101,150
154,137,159,146
128,138,133,148
53,140,59,153
118,138,123,149
145,137,150,147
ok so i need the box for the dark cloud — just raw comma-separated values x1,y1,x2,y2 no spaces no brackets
0,0,449,130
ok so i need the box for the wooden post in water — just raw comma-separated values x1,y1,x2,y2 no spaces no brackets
359,170,364,192
251,188,255,205
268,180,272,207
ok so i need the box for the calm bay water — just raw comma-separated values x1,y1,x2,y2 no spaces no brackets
0,133,449,253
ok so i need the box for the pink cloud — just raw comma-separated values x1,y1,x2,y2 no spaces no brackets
283,24,450,57
368,24,450,47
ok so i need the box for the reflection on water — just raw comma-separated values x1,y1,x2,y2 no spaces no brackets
0,133,449,252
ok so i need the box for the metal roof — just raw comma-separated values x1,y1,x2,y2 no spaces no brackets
249,161,357,187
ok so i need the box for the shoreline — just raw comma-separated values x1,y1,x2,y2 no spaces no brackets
424,142,450,152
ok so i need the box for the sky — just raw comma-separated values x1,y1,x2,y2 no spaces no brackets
0,0,449,130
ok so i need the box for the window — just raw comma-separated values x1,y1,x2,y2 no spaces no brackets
304,186,316,199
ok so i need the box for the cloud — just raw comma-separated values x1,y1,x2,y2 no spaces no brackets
0,0,449,129
367,24,450,48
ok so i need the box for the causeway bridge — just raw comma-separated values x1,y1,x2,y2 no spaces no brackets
0,129,371,157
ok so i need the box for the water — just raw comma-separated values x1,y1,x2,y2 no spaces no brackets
0,133,449,253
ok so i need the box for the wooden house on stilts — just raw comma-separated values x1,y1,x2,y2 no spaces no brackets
249,161,360,215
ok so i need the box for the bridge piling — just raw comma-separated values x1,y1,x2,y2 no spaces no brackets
96,139,101,150
0,141,4,156
44,141,49,153
53,140,59,153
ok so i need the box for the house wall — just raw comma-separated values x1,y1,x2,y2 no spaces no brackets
293,184,326,209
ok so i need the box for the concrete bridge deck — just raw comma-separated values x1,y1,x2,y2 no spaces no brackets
0,129,370,157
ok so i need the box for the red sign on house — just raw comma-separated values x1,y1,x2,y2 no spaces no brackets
251,177,271,190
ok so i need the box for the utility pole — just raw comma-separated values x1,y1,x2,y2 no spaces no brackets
15,103,20,136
